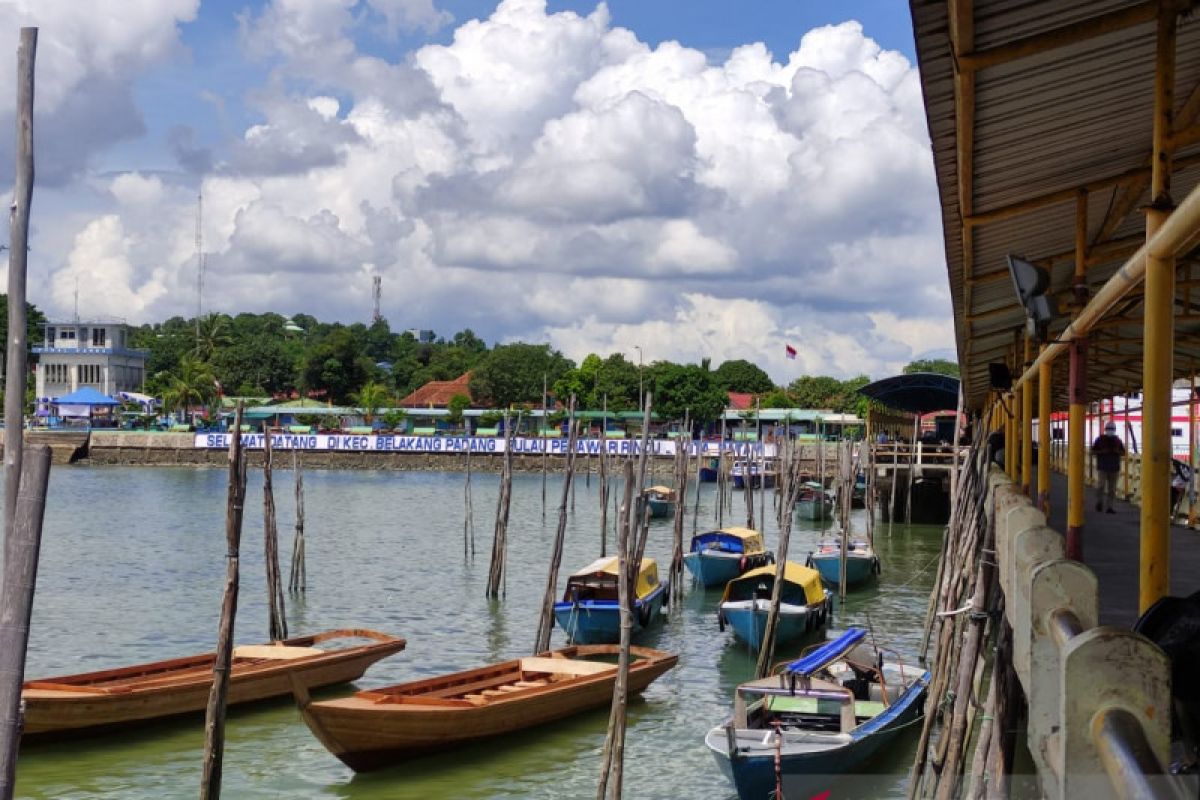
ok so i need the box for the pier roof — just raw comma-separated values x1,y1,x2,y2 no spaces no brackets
912,0,1200,409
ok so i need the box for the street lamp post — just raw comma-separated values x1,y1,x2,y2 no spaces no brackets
633,345,643,412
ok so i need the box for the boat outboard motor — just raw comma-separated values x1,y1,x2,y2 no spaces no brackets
1133,589,1200,774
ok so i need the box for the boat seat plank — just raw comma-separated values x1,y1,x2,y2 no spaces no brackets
519,657,616,677
513,680,547,688
231,645,325,660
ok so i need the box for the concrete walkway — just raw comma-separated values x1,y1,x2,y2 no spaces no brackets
1039,471,1200,629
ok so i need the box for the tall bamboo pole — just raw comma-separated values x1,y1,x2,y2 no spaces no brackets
288,450,306,592
534,398,578,653
600,395,609,557
4,28,36,544
596,461,635,800
0,444,50,800
200,405,248,800
541,373,548,518
486,413,515,598
261,433,287,641
755,440,800,679
463,444,476,557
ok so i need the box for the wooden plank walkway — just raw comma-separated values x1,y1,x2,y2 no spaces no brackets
1039,471,1200,629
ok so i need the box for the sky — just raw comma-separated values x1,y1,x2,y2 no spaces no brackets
0,0,952,383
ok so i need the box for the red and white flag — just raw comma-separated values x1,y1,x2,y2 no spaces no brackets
785,344,797,360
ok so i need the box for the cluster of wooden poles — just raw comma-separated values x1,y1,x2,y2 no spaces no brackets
907,408,1015,800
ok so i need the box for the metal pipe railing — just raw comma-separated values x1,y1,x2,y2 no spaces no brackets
1093,707,1192,800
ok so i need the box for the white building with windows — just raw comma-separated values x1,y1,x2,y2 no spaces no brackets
33,320,148,400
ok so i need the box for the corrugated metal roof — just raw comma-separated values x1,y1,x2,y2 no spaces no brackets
912,0,1200,408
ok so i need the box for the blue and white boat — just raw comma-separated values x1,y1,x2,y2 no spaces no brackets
807,538,880,588
705,628,930,799
731,461,776,490
553,557,667,644
682,527,772,588
717,561,831,650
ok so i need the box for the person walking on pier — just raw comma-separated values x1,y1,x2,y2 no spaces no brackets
1091,421,1125,514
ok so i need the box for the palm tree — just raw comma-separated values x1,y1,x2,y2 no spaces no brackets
194,313,233,363
352,380,393,425
159,356,217,421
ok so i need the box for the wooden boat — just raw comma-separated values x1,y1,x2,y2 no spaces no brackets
807,538,880,588
682,526,773,588
717,561,831,649
731,461,776,490
705,628,929,799
698,456,720,483
795,481,834,522
21,629,405,739
294,644,678,772
553,557,668,644
644,485,677,518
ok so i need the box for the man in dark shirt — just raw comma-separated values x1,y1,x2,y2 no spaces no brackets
1091,421,1126,513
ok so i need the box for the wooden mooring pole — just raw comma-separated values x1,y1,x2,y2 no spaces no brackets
0,445,50,800
288,450,306,593
200,405,248,800
486,413,516,598
262,434,287,641
534,398,578,653
0,31,39,800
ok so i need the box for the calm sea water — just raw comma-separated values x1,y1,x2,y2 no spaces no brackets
6,463,943,799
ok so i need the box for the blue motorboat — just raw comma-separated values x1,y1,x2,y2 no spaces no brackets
644,485,676,518
807,538,880,588
553,556,667,644
705,628,930,799
698,457,720,483
717,561,831,650
731,461,776,490
682,527,772,588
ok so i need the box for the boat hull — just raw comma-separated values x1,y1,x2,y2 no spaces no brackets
808,552,878,588
21,629,405,739
706,673,929,799
698,466,719,483
646,497,672,518
683,551,771,588
731,473,776,490
719,598,829,650
795,498,833,521
300,645,678,772
553,584,667,644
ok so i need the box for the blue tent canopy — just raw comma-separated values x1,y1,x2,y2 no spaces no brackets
858,373,960,415
53,387,120,406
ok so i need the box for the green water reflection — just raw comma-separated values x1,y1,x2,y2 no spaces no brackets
11,466,942,799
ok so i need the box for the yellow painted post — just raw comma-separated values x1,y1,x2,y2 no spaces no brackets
1038,347,1051,515
1190,372,1197,528
1022,337,1034,496
1005,391,1016,480
1141,4,1176,613
1067,338,1087,560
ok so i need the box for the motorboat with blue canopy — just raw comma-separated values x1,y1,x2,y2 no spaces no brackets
682,527,773,588
705,627,929,799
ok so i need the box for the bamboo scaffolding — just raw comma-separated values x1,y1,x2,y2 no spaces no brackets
261,434,287,641
534,398,578,653
200,404,248,800
669,417,690,603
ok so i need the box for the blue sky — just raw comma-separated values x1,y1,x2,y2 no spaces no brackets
4,0,952,380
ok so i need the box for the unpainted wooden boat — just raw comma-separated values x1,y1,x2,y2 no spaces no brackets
21,628,405,739
682,526,773,588
706,628,929,799
295,644,679,772
553,556,668,643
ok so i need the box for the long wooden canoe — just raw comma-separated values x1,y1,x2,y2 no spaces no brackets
295,644,678,772
22,628,405,739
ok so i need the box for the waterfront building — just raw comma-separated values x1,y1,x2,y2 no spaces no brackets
398,372,471,408
33,320,147,400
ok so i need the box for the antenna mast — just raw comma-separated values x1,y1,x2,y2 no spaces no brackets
372,275,382,323
195,189,204,340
